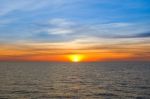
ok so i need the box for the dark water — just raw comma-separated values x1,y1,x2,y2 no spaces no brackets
0,62,150,99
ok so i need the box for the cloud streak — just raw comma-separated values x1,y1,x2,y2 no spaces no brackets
0,0,150,61
110,32,150,38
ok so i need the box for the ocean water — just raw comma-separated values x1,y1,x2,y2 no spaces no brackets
0,62,150,99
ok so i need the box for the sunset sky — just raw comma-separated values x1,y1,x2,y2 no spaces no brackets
0,0,150,62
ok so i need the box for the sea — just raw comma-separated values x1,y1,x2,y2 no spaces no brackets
0,62,150,99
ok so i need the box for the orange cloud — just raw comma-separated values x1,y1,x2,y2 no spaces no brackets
0,41,149,62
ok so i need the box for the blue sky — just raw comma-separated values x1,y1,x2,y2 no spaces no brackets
0,0,150,61
0,0,150,42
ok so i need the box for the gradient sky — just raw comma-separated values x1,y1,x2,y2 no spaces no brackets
0,0,150,61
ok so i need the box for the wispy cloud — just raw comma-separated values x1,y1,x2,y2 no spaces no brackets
0,16,149,43
111,32,150,38
0,0,150,61
47,18,75,34
48,28,73,35
0,0,81,16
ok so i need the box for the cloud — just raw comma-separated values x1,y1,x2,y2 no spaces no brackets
0,0,80,16
135,32,150,38
111,32,150,38
0,16,149,43
49,18,75,26
0,0,149,42
0,0,150,61
48,28,74,35
0,0,34,16
47,18,75,34
0,36,149,59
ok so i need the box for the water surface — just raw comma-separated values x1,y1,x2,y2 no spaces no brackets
0,62,150,99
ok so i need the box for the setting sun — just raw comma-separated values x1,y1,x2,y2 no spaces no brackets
69,54,84,62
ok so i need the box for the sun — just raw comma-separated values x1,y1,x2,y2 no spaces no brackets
69,54,83,62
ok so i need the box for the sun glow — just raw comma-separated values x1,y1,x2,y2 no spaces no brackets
69,54,84,62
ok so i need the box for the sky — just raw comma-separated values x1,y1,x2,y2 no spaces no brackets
0,0,150,62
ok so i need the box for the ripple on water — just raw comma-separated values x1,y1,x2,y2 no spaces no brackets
0,62,150,99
